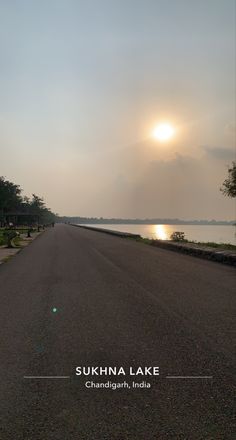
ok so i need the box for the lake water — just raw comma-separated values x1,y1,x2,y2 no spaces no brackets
82,224,236,245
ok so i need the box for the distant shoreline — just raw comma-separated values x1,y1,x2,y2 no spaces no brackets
58,218,235,226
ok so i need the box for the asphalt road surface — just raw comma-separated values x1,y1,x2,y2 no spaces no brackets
0,224,235,439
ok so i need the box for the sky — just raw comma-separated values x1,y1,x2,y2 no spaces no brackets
0,0,235,219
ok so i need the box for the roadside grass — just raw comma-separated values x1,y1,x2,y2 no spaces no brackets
136,237,153,245
0,227,36,234
188,241,236,251
0,228,35,247
1,255,13,263
132,236,236,251
12,235,22,247
127,236,153,245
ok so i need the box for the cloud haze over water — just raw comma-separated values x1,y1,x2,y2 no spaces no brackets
0,0,235,219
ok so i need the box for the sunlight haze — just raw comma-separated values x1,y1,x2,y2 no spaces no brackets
0,0,235,219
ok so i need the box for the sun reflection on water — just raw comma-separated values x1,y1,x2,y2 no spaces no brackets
153,224,168,240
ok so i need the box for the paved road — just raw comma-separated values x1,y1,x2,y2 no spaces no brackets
0,224,235,439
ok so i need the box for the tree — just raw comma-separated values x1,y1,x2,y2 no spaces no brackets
29,194,57,224
0,176,22,213
0,177,57,225
30,194,46,215
221,161,236,198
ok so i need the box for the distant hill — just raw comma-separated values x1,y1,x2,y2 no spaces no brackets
57,216,235,226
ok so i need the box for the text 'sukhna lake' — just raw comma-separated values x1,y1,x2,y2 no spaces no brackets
82,224,236,245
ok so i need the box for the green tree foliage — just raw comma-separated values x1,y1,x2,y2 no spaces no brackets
0,176,22,212
0,176,57,224
30,194,46,215
221,161,236,198
28,194,56,224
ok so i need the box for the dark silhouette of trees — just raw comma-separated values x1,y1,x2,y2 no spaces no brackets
221,161,236,198
0,176,57,224
0,177,22,213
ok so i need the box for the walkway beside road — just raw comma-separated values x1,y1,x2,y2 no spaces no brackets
0,230,42,264
0,224,235,439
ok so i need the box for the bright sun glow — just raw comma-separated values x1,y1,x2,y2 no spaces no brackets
154,225,168,240
152,123,175,141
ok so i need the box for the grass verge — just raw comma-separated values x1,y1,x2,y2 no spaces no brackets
133,236,236,251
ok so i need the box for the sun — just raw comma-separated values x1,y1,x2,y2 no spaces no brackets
152,123,175,141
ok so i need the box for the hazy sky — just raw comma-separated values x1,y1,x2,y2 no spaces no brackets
0,0,235,219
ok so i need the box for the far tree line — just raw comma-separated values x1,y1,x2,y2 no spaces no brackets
0,176,57,227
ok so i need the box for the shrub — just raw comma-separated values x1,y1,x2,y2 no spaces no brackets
3,230,17,248
170,231,186,242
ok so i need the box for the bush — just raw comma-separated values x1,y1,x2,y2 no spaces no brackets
170,231,186,242
3,230,17,248
0,233,5,246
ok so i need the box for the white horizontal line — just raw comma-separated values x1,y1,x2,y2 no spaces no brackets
24,376,70,379
166,376,213,379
